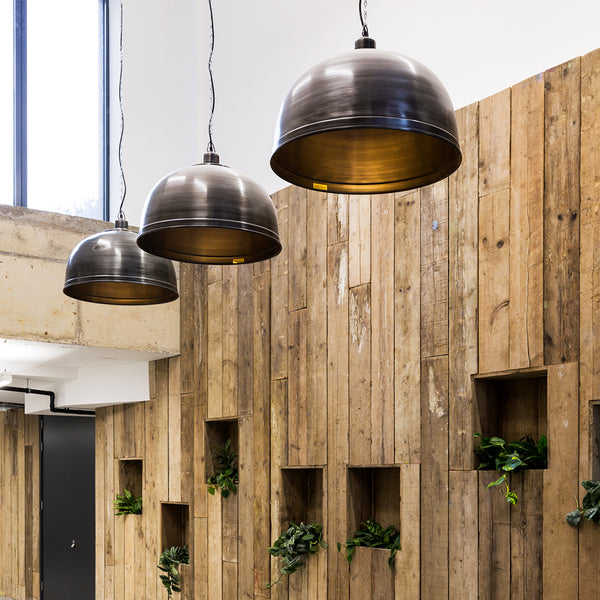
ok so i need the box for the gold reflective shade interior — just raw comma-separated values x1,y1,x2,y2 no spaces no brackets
271,39,462,194
63,223,179,305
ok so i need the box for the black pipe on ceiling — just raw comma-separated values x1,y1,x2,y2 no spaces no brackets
0,385,95,416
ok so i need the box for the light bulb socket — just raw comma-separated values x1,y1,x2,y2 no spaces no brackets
203,152,220,165
114,218,128,230
355,37,376,49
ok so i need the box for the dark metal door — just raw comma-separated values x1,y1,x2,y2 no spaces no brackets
41,415,95,600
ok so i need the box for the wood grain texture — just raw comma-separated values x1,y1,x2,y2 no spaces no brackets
328,193,349,245
510,74,544,370
421,180,449,358
543,58,581,365
543,362,579,600
349,195,371,288
449,471,478,600
478,189,511,373
449,103,479,470
394,190,421,464
289,185,308,311
420,356,449,600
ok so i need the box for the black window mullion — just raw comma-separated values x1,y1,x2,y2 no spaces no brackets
101,0,109,221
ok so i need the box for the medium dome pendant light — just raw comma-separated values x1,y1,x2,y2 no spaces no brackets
137,0,281,265
270,0,462,194
63,4,178,306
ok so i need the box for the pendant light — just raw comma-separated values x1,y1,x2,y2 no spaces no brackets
137,0,281,265
63,4,178,305
270,0,462,194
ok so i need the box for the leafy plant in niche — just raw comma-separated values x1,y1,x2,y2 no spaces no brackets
337,518,400,568
566,480,600,526
113,488,142,515
207,438,239,498
474,433,547,505
267,522,327,588
158,545,189,599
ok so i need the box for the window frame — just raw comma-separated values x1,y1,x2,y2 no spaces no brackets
12,0,110,220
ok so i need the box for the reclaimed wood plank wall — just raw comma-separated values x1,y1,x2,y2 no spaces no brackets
91,48,600,600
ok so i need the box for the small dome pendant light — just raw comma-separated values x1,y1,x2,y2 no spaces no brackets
63,4,178,305
137,0,281,265
270,0,462,194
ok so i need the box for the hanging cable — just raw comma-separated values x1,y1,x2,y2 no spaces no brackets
117,1,127,219
206,0,216,153
359,0,369,37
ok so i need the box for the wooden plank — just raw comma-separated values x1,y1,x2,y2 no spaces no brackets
478,470,510,600
478,189,510,373
371,193,395,464
168,356,182,502
421,180,449,358
179,263,195,395
222,491,238,564
448,471,478,600
349,547,372,600
24,445,32,600
180,393,195,507
134,513,145,600
510,470,543,600
207,491,223,599
328,193,349,244
270,379,289,600
372,548,394,600
222,266,239,417
510,74,544,370
236,265,254,416
223,560,238,600
543,362,579,600
544,58,581,365
349,284,372,466
420,356,449,600
104,407,115,570
207,264,222,284
288,308,307,466
237,416,253,599
124,515,135,600
306,189,328,466
271,188,289,381
207,280,223,418
194,517,208,600
114,461,125,600
327,241,350,599
448,103,479,470
349,194,371,288
253,270,271,597
479,89,511,196
394,190,421,465
289,185,308,311
395,463,420,600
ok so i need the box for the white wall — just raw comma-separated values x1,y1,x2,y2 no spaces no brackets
116,0,600,225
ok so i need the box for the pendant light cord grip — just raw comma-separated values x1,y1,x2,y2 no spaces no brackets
117,1,126,220
206,0,216,153
359,0,369,37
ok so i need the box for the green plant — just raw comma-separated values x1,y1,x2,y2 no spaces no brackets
566,480,600,526
267,522,327,588
113,488,142,515
207,438,239,498
158,545,189,599
474,433,548,505
337,518,400,568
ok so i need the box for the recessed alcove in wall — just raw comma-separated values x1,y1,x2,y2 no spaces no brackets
473,367,548,464
204,417,239,482
279,467,324,528
161,502,190,549
347,466,400,535
117,458,143,499
592,403,600,480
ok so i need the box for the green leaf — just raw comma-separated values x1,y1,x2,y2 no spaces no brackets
566,509,582,526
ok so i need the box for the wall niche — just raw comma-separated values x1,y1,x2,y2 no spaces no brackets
474,368,548,460
117,458,143,500
204,417,239,483
161,502,190,550
279,466,324,529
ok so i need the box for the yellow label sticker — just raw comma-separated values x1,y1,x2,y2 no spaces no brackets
313,182,328,191
232,258,245,264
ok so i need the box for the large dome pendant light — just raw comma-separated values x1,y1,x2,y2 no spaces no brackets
137,0,281,265
270,0,462,194
63,4,178,306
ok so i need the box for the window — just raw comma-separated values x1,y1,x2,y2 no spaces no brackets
4,0,108,219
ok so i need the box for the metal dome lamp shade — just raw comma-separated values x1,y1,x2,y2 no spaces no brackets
270,0,462,194
63,5,178,305
137,0,281,265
